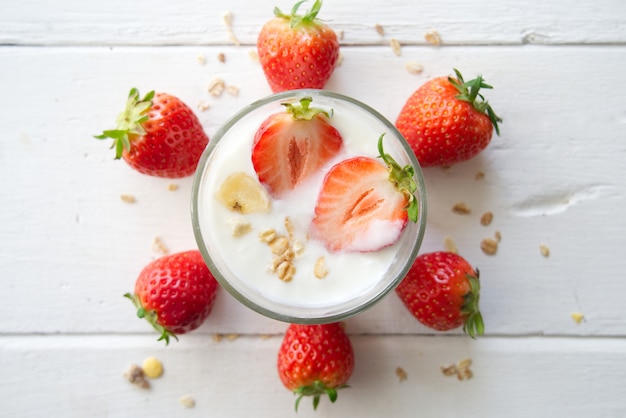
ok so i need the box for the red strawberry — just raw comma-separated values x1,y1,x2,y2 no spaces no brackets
310,135,419,252
395,69,502,167
395,251,484,338
125,250,219,344
252,96,343,197
277,323,354,411
95,88,209,178
257,0,340,93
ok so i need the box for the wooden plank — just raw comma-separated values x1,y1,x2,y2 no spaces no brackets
2,0,626,46
1,45,625,337
1,334,625,417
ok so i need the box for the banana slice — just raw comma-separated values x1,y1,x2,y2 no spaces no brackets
216,172,271,213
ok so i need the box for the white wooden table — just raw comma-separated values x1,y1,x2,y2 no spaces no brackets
2,0,626,416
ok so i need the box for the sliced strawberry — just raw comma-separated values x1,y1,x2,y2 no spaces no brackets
252,97,343,197
310,135,419,253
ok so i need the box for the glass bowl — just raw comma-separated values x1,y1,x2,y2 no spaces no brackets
191,89,427,324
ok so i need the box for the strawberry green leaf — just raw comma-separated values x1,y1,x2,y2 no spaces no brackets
461,271,485,339
124,292,178,345
282,96,332,121
448,68,502,136
377,134,419,223
293,380,348,412
275,0,323,28
94,88,154,159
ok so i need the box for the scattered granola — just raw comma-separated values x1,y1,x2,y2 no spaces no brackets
424,30,442,46
197,101,210,112
452,202,471,215
248,50,259,62
480,238,498,255
152,236,169,255
142,357,164,379
389,38,402,56
167,183,179,191
120,194,136,204
213,334,224,342
374,23,385,36
475,171,485,180
405,61,424,74
395,367,408,382
571,312,585,324
225,333,240,341
440,358,473,380
179,394,196,408
217,52,226,63
314,256,328,279
208,78,226,97
494,230,502,242
223,11,241,46
539,244,550,257
226,85,240,97
196,54,206,65
443,236,458,254
480,211,494,226
124,364,149,389
440,363,457,377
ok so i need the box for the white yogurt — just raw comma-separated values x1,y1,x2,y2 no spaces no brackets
193,91,425,321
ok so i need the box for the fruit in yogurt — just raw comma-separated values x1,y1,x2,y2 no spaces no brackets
310,135,418,252
252,97,343,197
124,250,219,344
395,251,485,338
277,323,354,411
257,0,340,92
395,69,502,167
216,172,271,213
95,88,209,178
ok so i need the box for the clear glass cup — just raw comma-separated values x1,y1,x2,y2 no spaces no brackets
191,89,427,324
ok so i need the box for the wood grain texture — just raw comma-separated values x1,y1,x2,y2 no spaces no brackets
2,0,626,46
1,334,625,417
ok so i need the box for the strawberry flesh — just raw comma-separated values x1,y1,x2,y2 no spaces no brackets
310,156,409,252
252,110,342,197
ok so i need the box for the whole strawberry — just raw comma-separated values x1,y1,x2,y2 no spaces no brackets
125,250,219,344
95,88,209,178
395,69,502,167
277,323,354,411
395,251,484,338
257,0,339,92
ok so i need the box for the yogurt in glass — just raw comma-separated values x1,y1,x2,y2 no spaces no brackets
192,90,427,323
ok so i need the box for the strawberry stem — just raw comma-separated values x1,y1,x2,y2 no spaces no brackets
377,134,419,222
124,293,178,345
94,88,154,159
282,96,332,121
461,271,485,339
448,68,502,136
275,0,323,28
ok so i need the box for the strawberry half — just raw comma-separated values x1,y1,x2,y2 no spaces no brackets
252,97,343,197
310,135,419,252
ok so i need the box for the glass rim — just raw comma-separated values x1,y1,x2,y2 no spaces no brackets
191,89,427,324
